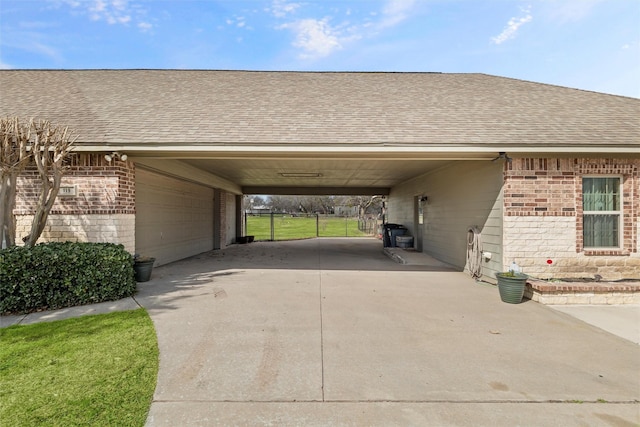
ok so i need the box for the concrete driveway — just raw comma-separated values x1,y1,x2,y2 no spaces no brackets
137,238,639,426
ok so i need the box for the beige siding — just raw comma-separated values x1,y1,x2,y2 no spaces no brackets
135,168,214,266
389,161,503,282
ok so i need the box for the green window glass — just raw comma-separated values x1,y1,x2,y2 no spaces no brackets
582,177,621,248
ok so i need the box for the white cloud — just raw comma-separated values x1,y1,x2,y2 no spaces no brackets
87,0,131,24
279,18,342,59
621,41,640,50
4,35,63,63
379,0,416,29
57,0,148,31
544,0,605,24
138,21,152,32
18,21,58,30
31,41,63,61
491,5,533,45
227,15,248,29
270,0,301,18
274,0,417,60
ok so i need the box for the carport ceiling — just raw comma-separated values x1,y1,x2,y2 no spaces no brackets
131,148,501,195
181,157,462,195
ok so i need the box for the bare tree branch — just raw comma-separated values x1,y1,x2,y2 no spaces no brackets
25,120,75,247
0,117,32,248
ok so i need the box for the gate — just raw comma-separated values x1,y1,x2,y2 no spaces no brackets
244,213,380,241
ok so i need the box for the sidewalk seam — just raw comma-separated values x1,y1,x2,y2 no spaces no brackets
132,295,143,309
319,268,325,402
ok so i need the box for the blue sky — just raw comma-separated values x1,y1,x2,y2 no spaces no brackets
1,0,639,98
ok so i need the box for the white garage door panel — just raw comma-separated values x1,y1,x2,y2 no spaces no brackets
136,169,214,266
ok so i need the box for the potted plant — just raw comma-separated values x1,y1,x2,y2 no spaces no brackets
495,263,528,304
133,255,156,282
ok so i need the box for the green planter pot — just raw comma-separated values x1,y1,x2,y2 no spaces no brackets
496,272,528,304
134,257,156,282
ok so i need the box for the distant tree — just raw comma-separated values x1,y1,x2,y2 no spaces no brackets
255,195,383,217
244,195,268,211
269,195,298,213
297,196,335,214
337,195,383,218
359,195,384,218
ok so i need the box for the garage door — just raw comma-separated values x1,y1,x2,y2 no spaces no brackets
135,168,214,266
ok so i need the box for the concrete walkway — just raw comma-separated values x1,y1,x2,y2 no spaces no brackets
2,238,639,426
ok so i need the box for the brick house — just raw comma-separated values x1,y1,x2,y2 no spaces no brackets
1,70,638,282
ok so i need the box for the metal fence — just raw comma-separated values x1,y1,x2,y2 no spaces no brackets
244,213,381,241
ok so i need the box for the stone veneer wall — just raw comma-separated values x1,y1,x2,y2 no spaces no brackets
503,158,639,280
14,153,136,253
15,214,135,252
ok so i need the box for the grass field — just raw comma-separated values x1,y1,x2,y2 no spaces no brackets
246,215,374,240
0,309,158,427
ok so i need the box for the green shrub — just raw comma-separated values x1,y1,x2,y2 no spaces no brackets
0,242,136,315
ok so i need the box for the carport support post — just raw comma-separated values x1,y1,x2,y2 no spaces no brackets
236,195,243,239
270,213,275,241
213,189,221,250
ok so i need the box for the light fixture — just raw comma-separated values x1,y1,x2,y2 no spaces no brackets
492,152,512,163
105,151,128,162
279,172,322,178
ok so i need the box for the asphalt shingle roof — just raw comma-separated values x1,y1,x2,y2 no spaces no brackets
0,70,638,150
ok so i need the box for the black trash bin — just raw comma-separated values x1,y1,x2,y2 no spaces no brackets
383,223,407,248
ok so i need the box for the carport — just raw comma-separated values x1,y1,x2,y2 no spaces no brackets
130,146,503,275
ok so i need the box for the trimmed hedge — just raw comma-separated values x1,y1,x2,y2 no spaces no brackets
0,242,136,315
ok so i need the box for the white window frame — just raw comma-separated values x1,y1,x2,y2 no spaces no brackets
582,175,623,250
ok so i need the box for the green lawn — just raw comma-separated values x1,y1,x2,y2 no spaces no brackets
0,309,158,427
246,215,371,240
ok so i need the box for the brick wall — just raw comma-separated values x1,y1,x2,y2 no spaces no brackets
504,158,639,280
214,189,228,249
225,192,236,246
16,153,135,215
14,153,136,251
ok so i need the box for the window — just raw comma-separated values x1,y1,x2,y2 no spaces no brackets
582,177,621,248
